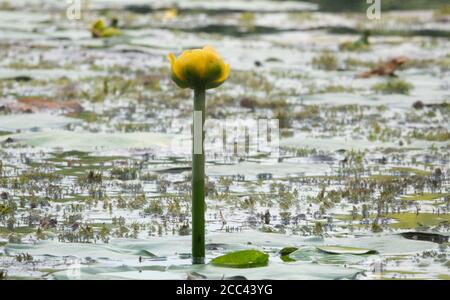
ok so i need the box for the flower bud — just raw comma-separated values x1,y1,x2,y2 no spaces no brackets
168,46,230,90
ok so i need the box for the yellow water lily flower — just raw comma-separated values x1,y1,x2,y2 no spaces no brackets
168,46,230,90
91,19,122,38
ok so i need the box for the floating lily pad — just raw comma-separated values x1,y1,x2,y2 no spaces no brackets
400,232,449,244
316,246,378,255
280,255,296,263
186,272,207,280
211,250,269,268
135,249,156,257
289,246,366,265
279,247,298,261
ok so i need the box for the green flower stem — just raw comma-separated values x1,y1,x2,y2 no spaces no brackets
192,88,205,264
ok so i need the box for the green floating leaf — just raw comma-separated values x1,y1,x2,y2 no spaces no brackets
279,247,298,256
211,250,269,268
280,255,296,263
316,246,378,255
135,249,156,257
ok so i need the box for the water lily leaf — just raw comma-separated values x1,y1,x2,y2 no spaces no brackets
400,232,449,244
289,246,366,265
211,250,269,268
280,255,296,262
224,275,247,280
135,249,156,257
279,247,298,256
186,271,207,280
316,246,377,255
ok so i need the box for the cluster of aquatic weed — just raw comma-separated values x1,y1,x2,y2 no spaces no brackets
371,79,414,95
239,96,288,111
339,31,371,52
14,253,33,263
125,194,147,210
312,84,356,94
49,69,169,123
110,167,138,180
312,51,338,71
1,152,448,243
409,128,450,142
259,225,282,234
405,110,434,124
7,60,61,70
77,170,102,186
367,121,403,143
115,123,149,133
287,11,315,23
239,196,257,211
77,76,139,102
269,183,297,211
229,70,274,95
144,199,164,215
293,105,321,124
56,219,158,242
271,110,289,129
0,201,17,231
329,103,365,117
0,158,198,242
284,104,378,135
413,101,450,118
434,5,450,17
58,224,95,243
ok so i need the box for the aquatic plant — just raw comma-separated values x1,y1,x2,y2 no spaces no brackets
15,253,33,263
128,194,147,209
168,46,230,264
434,5,450,17
410,129,450,142
0,269,6,280
90,19,122,38
97,224,111,243
144,200,164,215
313,221,324,236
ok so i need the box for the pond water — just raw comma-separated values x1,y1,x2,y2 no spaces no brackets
0,0,449,280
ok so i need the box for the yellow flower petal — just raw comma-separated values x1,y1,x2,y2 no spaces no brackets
167,46,229,89
214,63,230,84
168,53,185,82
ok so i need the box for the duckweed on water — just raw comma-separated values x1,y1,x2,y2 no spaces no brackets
316,246,377,255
